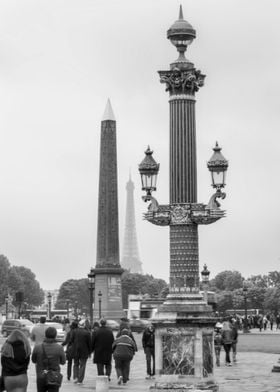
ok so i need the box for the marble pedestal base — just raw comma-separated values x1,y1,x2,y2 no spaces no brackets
150,379,218,391
151,299,218,392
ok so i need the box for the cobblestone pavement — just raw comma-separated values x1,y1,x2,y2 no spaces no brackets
20,349,280,392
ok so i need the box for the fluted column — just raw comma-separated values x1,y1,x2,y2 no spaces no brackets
170,96,197,204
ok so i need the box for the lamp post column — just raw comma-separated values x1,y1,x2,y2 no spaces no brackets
5,296,9,320
66,300,70,319
98,291,102,319
88,267,95,328
243,286,250,333
47,292,52,320
201,264,210,303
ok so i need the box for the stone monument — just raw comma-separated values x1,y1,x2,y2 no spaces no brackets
93,99,124,320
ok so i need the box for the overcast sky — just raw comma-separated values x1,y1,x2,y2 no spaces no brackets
0,0,280,290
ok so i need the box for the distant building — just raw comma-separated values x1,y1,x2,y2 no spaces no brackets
121,175,142,274
127,292,217,320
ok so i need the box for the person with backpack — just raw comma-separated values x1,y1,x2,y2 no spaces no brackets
112,329,137,385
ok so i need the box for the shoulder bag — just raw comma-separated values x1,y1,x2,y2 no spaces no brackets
41,344,63,387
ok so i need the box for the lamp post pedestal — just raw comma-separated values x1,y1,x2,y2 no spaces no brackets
152,297,218,391
152,319,218,392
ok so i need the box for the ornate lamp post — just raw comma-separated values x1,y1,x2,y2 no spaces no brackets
138,6,228,390
66,299,70,319
201,264,210,303
74,301,78,319
5,295,9,320
98,291,102,319
47,292,52,320
243,285,250,333
88,267,95,328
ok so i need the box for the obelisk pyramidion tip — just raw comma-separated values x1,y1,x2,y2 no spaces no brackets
102,98,116,121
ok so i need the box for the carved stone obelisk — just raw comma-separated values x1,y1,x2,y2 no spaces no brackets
93,99,124,320
121,174,143,274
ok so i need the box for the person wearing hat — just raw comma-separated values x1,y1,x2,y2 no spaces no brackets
92,319,114,380
214,323,223,367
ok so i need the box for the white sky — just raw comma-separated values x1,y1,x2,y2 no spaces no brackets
0,0,280,290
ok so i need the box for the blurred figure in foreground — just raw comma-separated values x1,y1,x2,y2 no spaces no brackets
1,329,31,392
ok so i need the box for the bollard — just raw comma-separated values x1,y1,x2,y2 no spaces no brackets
95,376,109,392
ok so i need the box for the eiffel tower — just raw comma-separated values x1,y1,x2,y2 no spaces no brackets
121,174,142,274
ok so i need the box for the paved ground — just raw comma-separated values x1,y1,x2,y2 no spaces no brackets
2,329,280,391
34,350,280,392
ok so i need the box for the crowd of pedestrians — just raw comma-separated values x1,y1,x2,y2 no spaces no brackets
0,316,155,391
223,312,280,332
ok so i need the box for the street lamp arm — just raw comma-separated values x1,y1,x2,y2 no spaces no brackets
143,203,171,226
141,195,159,212
142,200,226,226
207,190,226,210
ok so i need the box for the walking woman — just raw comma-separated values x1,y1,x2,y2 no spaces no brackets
1,329,31,392
221,320,233,366
112,329,137,385
61,321,78,380
32,326,66,392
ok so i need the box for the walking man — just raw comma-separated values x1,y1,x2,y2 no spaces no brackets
92,319,114,380
70,321,91,384
31,316,48,345
142,324,155,379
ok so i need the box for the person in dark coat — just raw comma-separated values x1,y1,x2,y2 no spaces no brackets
1,329,31,392
69,322,91,384
112,329,136,385
32,327,66,392
142,324,155,379
92,319,114,380
231,319,238,363
61,321,78,380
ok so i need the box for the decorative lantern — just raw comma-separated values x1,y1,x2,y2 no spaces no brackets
201,264,210,284
88,267,95,290
207,142,228,190
138,146,160,197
